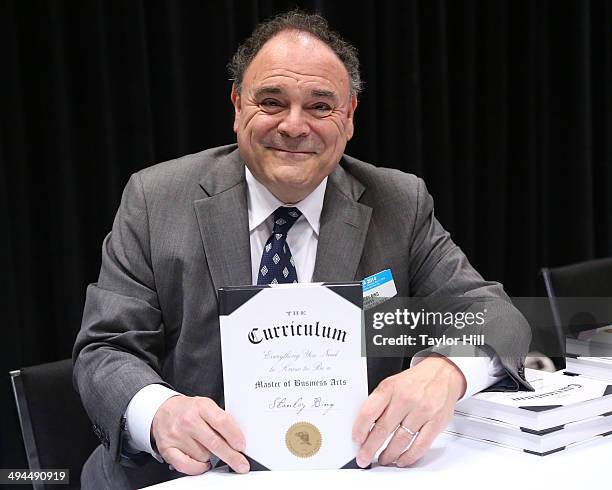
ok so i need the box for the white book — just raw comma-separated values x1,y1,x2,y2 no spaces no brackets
566,326,612,357
445,427,611,456
565,356,612,381
447,411,612,455
455,368,612,431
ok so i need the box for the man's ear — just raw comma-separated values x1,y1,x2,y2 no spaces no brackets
346,94,358,141
231,86,241,133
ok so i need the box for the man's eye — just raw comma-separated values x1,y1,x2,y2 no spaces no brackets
259,99,285,113
310,103,333,115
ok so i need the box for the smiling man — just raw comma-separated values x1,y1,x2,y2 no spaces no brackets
73,10,532,489
231,29,357,204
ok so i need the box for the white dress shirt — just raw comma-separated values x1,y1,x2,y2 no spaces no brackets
245,167,326,284
123,167,504,458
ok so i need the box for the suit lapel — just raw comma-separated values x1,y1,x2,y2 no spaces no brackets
194,150,252,293
312,163,372,282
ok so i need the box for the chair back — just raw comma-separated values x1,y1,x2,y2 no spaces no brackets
542,257,612,337
10,358,99,490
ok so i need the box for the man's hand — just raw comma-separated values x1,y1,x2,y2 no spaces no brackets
352,355,466,468
151,395,249,475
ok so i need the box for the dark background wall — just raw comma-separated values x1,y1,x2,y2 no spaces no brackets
1,0,610,471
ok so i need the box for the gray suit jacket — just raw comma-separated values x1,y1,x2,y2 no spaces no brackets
73,144,532,489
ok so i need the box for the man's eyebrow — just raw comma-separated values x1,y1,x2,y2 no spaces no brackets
310,89,338,100
253,86,340,101
254,86,283,97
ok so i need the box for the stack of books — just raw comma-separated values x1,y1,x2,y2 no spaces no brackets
565,326,612,381
446,368,612,455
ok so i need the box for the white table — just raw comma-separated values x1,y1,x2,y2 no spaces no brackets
143,431,611,490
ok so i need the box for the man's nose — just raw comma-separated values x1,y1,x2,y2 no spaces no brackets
277,107,310,138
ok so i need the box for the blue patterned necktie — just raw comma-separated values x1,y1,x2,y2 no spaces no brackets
257,207,302,285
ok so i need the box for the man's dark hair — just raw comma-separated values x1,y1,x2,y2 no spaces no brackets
228,9,362,96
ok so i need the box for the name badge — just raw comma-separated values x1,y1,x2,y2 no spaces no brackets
362,269,397,310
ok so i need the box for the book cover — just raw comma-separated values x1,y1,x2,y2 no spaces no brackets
455,368,612,430
218,282,368,471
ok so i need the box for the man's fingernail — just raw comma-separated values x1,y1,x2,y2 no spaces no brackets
238,463,249,473
356,457,368,468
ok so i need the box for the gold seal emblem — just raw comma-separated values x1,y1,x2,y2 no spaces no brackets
285,421,322,458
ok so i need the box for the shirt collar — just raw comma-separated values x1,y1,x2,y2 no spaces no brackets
245,166,327,235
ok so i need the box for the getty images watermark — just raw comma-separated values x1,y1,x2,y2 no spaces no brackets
369,307,487,348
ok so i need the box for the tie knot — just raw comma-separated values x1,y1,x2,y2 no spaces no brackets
272,206,302,235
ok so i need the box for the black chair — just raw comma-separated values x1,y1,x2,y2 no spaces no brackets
10,358,99,490
542,257,612,335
